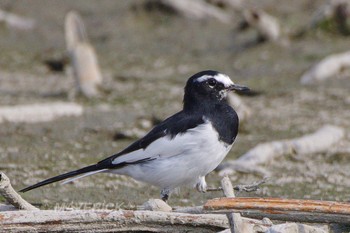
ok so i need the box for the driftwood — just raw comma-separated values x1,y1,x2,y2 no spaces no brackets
0,102,83,124
2,173,348,232
65,11,103,98
142,0,231,23
0,210,229,232
222,0,287,45
0,173,38,211
0,9,35,30
0,173,271,232
241,9,284,44
220,176,245,233
204,197,350,224
300,51,350,85
65,11,87,53
218,125,345,172
206,0,243,11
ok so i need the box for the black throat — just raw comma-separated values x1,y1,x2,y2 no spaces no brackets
183,94,239,145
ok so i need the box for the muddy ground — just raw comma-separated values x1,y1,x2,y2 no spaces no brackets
0,0,349,209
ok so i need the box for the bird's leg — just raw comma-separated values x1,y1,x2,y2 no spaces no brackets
196,176,207,193
160,188,171,202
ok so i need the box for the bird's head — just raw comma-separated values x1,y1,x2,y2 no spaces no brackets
183,70,249,110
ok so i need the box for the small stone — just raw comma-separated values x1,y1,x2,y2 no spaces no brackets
141,199,172,212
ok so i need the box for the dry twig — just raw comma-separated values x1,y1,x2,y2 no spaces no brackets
0,172,38,211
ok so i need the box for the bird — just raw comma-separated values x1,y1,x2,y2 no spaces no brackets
20,70,249,201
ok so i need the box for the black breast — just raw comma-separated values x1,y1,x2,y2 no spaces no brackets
207,104,239,145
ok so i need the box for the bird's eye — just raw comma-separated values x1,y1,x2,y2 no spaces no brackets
207,79,217,87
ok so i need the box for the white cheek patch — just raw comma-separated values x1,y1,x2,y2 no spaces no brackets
196,73,234,88
218,89,228,99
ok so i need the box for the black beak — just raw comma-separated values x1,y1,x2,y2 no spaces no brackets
228,83,250,92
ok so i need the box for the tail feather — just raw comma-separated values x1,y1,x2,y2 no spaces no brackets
19,164,107,192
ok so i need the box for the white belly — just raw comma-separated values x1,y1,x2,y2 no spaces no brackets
112,121,233,189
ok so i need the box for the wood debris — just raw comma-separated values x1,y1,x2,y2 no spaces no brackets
204,197,350,224
0,102,83,124
0,9,35,30
300,51,350,85
241,9,283,43
0,172,38,210
1,173,349,232
140,0,231,23
65,11,103,98
218,125,344,173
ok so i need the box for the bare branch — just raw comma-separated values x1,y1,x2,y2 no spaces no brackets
0,172,38,211
233,177,269,192
204,197,350,224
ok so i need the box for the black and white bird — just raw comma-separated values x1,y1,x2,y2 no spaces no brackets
20,70,249,201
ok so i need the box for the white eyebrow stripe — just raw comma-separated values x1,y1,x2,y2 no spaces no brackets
196,74,234,87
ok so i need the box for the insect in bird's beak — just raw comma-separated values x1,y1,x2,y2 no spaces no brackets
228,84,250,92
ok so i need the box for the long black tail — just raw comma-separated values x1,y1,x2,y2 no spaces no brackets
19,163,106,192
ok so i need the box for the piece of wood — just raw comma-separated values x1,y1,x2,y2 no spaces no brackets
300,51,350,85
145,0,231,23
221,177,245,233
0,9,35,30
70,42,103,97
0,209,229,232
0,102,83,124
0,173,38,211
242,9,281,42
206,0,243,11
65,11,103,98
204,197,350,224
65,11,88,52
219,125,345,169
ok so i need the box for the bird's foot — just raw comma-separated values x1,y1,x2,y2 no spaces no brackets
196,176,207,193
160,189,171,202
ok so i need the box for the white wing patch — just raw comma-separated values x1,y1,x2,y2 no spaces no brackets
196,73,234,88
